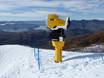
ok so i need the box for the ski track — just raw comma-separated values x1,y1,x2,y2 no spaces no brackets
0,45,104,78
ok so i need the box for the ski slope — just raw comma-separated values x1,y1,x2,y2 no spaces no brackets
0,45,104,78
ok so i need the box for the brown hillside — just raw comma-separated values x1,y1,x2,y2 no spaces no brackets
65,30,104,50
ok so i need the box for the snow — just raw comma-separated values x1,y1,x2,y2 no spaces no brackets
81,44,104,52
0,45,104,78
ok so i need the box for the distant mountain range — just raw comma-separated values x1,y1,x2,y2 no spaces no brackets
0,21,46,32
0,20,104,33
0,20,104,37
70,20,104,31
0,29,104,51
67,20,104,37
0,20,104,50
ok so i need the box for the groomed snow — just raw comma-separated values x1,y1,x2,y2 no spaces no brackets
0,45,104,78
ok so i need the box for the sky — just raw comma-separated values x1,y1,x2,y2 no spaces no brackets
0,0,104,21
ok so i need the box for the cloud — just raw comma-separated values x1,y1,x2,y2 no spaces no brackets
0,0,104,13
0,0,104,20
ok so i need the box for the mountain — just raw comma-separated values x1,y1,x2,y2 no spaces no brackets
65,30,104,51
69,20,104,31
0,20,104,50
0,45,104,78
1,29,104,50
0,20,104,35
0,21,45,32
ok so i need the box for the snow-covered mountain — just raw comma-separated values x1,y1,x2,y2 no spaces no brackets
0,45,104,78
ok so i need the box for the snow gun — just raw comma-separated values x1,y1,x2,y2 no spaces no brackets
47,14,70,63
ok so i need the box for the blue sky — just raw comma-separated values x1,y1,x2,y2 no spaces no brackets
0,0,104,21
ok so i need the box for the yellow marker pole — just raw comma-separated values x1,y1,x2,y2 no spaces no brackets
52,41,64,63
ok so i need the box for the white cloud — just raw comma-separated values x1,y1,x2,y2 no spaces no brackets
0,0,104,20
0,0,104,13
0,2,14,10
0,10,68,18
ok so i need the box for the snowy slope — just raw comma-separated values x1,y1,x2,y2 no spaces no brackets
0,45,104,78
81,45,104,52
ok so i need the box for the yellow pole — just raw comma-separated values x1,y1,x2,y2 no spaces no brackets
52,41,64,63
